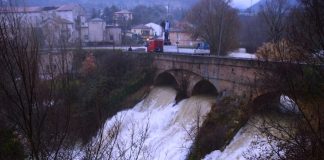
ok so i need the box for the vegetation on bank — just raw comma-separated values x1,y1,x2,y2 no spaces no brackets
69,50,155,143
187,96,251,160
0,49,155,158
0,127,25,160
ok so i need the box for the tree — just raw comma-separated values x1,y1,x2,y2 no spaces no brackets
259,0,291,43
186,0,240,55
81,53,96,75
0,8,74,159
256,39,303,61
91,8,100,19
102,5,120,24
239,14,268,53
286,0,324,63
131,5,167,25
247,0,324,159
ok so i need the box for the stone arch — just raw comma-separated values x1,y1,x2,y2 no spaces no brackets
154,71,179,89
252,91,306,114
155,69,214,98
251,92,282,111
191,79,218,96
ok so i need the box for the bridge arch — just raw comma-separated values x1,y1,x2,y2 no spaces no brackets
251,92,281,111
154,71,179,89
191,79,218,96
251,91,302,114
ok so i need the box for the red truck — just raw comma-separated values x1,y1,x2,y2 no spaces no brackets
147,39,164,53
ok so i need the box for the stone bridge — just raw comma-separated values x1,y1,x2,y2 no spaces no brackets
152,54,267,99
149,53,324,131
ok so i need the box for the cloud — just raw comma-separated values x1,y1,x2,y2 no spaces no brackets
231,0,260,9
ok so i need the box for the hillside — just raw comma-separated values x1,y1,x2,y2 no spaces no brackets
246,0,298,12
17,0,198,9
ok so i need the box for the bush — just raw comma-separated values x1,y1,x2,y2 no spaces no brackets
256,39,304,61
0,128,25,160
188,96,250,160
68,51,155,144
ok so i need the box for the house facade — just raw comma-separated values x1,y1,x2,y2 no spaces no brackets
131,24,154,39
81,18,122,45
0,4,86,44
41,16,74,47
169,28,200,47
113,9,133,22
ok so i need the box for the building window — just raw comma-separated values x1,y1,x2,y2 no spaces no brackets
84,35,89,40
110,35,114,41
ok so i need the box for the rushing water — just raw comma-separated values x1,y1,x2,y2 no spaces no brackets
86,86,215,160
203,95,298,160
85,87,296,160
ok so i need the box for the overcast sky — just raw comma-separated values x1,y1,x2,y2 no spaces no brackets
231,0,260,9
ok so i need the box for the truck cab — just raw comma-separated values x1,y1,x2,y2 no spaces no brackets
147,39,164,53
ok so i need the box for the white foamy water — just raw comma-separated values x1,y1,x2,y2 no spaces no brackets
203,97,298,160
81,86,296,160
203,119,266,160
85,86,216,160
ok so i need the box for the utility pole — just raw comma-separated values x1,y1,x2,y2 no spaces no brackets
167,0,170,19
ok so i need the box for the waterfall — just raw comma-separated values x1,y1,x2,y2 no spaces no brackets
85,86,215,160
81,88,296,160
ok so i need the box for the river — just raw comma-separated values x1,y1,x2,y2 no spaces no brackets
83,86,295,159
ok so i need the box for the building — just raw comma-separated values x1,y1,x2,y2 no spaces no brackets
55,4,86,25
113,9,133,22
88,18,106,42
105,26,122,45
41,16,74,47
0,6,43,25
169,28,200,47
131,24,154,39
81,18,122,45
0,4,86,44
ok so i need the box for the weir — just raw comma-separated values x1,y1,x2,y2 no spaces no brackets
87,85,216,160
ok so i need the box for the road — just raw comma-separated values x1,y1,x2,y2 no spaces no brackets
73,45,256,59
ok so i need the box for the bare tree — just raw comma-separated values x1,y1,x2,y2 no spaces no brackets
259,0,291,43
286,0,324,63
0,7,75,159
186,0,240,55
248,0,324,159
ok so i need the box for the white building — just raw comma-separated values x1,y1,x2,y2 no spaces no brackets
131,24,154,38
41,16,74,47
88,18,106,42
114,10,133,21
55,4,86,26
81,18,122,45
0,4,86,43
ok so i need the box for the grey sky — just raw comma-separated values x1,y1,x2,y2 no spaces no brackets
231,0,260,9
